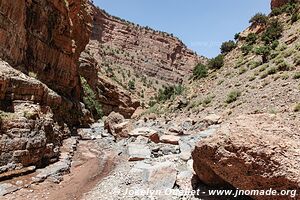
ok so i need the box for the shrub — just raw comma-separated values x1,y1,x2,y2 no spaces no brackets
221,40,237,54
271,40,279,50
28,71,37,78
271,2,298,16
208,54,224,69
128,79,135,90
234,32,240,40
255,46,271,63
294,54,300,65
226,90,241,104
294,103,300,112
193,64,208,80
239,67,247,74
156,84,184,102
241,44,253,55
245,33,258,45
249,13,268,25
81,77,103,118
260,72,268,79
291,12,299,23
283,49,294,58
267,67,277,75
293,72,300,79
261,20,283,44
249,61,262,69
277,61,290,71
202,96,214,106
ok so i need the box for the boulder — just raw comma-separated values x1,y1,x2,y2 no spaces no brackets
129,127,160,143
77,128,95,140
160,135,180,145
104,112,125,134
192,114,300,200
176,170,194,190
202,114,221,125
128,143,151,161
145,161,177,190
113,121,133,138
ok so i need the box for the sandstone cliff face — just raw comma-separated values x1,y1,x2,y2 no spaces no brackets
0,0,93,99
79,6,204,117
0,0,93,175
79,51,140,118
0,60,71,174
89,7,204,83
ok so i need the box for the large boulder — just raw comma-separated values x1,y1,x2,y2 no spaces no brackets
104,112,125,134
192,114,300,200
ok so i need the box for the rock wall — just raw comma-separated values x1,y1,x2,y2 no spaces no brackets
79,51,139,118
0,0,93,99
0,60,72,174
89,7,204,83
0,0,93,176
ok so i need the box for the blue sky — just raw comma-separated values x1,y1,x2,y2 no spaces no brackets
93,0,271,58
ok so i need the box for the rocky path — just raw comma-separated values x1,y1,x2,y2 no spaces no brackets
0,114,237,200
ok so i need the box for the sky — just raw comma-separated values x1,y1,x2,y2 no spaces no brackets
93,0,271,58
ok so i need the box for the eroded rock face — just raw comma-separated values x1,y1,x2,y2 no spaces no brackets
0,0,93,176
0,0,92,99
192,114,300,200
79,51,140,118
88,7,204,84
271,0,300,9
0,61,72,175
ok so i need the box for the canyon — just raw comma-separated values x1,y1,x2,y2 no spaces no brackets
0,0,299,199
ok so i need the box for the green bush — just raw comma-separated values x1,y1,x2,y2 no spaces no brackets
208,54,224,69
294,54,300,65
255,46,271,63
245,33,258,45
234,32,240,40
293,72,300,79
249,13,268,25
241,44,253,55
81,77,103,118
226,90,241,104
267,67,277,75
294,103,300,112
193,63,208,80
277,61,290,71
271,2,298,16
156,84,184,102
291,12,299,23
220,40,237,54
271,40,279,50
128,79,136,90
261,20,283,44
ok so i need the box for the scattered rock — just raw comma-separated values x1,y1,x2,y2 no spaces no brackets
160,135,180,145
145,161,177,190
0,183,18,196
203,114,222,125
129,127,160,143
176,170,193,190
168,126,184,135
128,143,151,161
113,121,133,138
77,128,96,140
